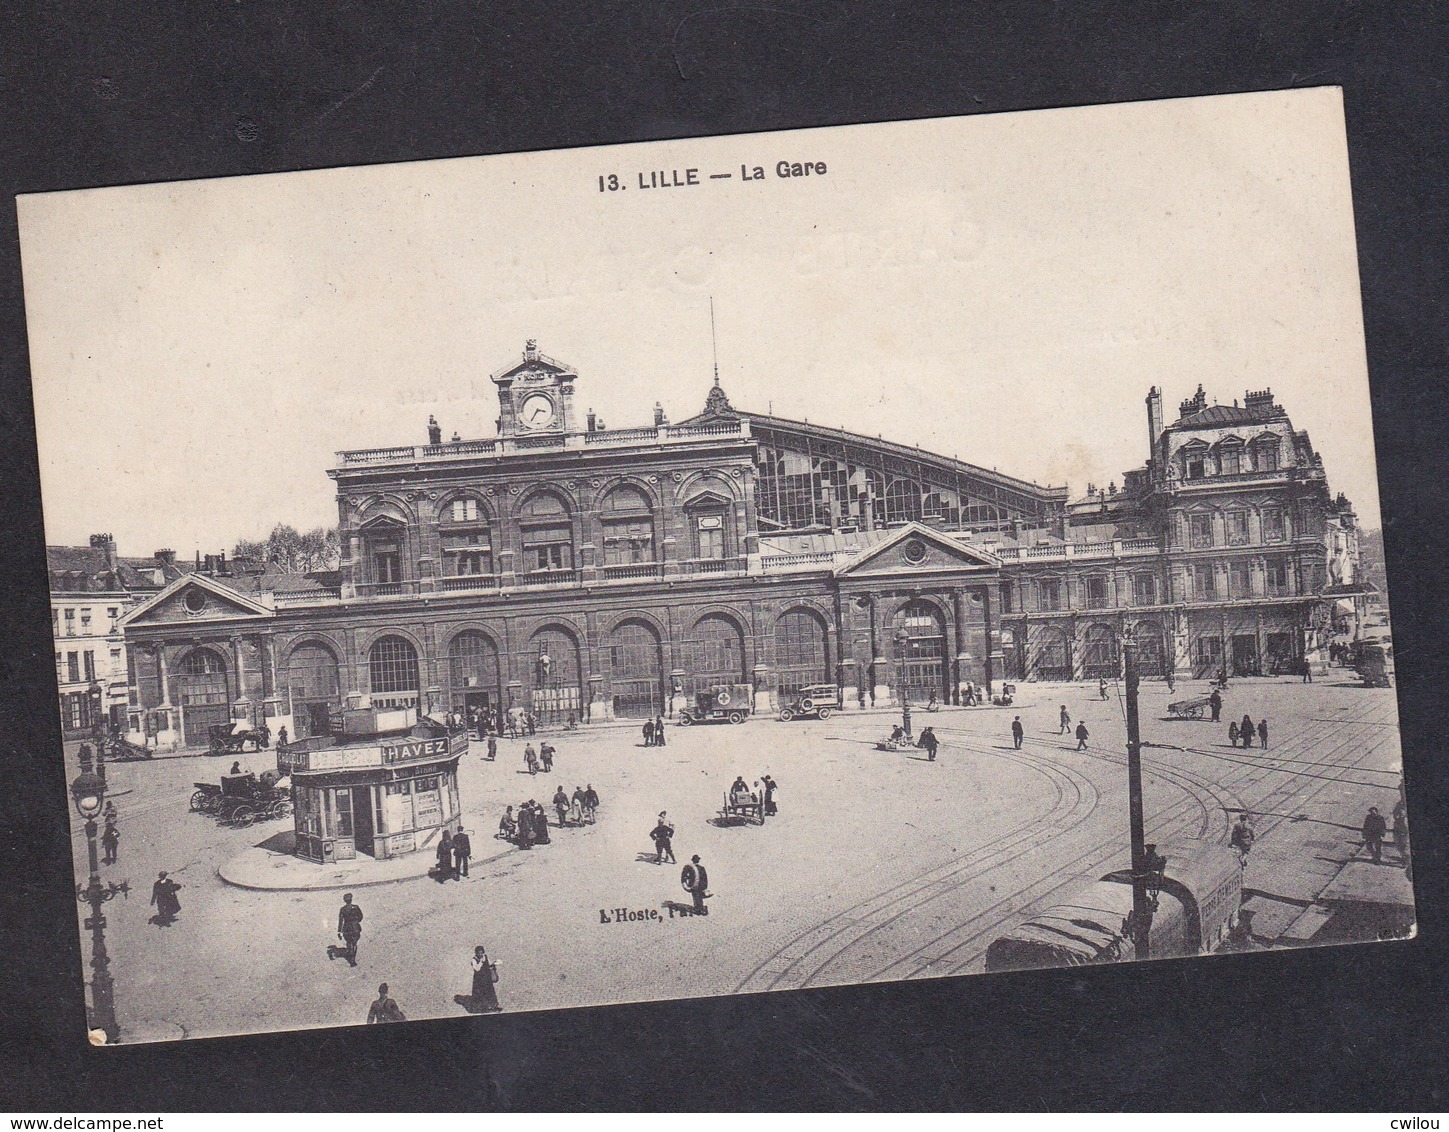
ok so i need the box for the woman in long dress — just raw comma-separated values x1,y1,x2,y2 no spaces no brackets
470,945,501,1012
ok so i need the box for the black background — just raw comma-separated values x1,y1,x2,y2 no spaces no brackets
1,1,1445,1112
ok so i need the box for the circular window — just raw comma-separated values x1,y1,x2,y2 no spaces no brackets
184,589,206,613
902,538,928,565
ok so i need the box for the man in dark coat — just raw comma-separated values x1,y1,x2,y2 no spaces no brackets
1208,689,1222,722
1011,716,1024,749
453,829,472,878
367,983,405,1023
583,783,600,822
642,719,655,747
651,812,676,863
101,818,120,865
330,893,363,965
761,775,779,816
654,715,666,747
436,830,455,881
1362,806,1388,863
531,802,551,844
553,786,570,827
1059,705,1071,734
1257,719,1269,749
486,735,497,761
150,871,181,926
685,854,710,915
1240,714,1255,748
1074,721,1089,751
917,728,940,761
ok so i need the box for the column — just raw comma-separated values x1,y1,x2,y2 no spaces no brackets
870,592,892,706
953,590,970,704
231,636,253,725
836,594,858,710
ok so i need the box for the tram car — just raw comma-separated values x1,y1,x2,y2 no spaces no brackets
983,840,1242,973
1352,640,1393,688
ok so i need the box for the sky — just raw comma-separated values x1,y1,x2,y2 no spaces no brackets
18,87,1379,557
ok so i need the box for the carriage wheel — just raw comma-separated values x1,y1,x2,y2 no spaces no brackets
728,710,745,725
190,790,207,813
816,707,833,721
779,709,795,722
231,804,255,827
1190,706,1204,719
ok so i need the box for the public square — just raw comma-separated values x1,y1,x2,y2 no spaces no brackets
66,674,1408,1044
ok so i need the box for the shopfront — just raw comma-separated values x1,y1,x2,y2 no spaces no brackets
279,717,466,863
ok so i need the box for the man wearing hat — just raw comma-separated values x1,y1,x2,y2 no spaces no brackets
685,854,710,915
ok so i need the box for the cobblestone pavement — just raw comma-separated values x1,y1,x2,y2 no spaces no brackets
63,674,1406,1044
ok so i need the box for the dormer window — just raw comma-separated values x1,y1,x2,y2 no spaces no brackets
1219,442,1242,475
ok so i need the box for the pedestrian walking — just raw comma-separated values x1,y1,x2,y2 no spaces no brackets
367,983,406,1023
101,818,120,865
486,734,498,761
643,719,655,747
651,812,676,864
464,945,502,1013
277,725,288,747
1257,719,1269,749
1240,714,1254,749
1098,678,1109,700
917,727,940,761
683,855,710,915
1302,655,1313,683
330,893,363,965
453,829,472,878
654,714,667,747
527,712,538,736
964,683,977,707
436,829,455,881
525,743,538,775
1362,806,1388,863
1074,721,1089,751
1059,705,1071,734
571,784,587,823
1230,813,1255,863
149,871,181,927
583,783,600,822
1165,671,1176,694
540,742,555,773
532,801,551,844
1392,800,1409,863
761,775,779,816
1011,716,1024,750
553,786,570,827
1208,689,1222,722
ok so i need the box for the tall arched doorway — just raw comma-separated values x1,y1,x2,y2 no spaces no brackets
609,619,664,719
893,600,948,704
680,614,747,695
448,630,502,725
528,627,583,725
287,642,341,739
176,647,230,747
1033,626,1072,682
368,635,420,710
1130,623,1166,677
775,609,830,700
1082,624,1119,681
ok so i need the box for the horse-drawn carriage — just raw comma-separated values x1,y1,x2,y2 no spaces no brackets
208,721,270,756
190,770,291,826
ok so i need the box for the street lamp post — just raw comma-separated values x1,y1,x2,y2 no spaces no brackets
893,626,912,740
70,746,126,1044
1122,640,1168,959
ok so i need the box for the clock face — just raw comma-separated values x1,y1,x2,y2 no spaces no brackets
519,393,556,430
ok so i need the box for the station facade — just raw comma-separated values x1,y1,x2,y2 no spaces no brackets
116,341,1362,749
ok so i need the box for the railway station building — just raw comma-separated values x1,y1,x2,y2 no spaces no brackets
116,340,1364,749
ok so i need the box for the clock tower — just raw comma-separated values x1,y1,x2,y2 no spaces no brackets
491,340,579,438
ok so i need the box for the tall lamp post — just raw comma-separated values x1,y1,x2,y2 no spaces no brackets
893,626,912,740
71,747,126,1043
1122,640,1168,959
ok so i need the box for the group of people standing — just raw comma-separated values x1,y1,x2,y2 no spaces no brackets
523,741,556,775
432,828,474,881
1227,713,1270,750
498,786,601,849
641,716,668,747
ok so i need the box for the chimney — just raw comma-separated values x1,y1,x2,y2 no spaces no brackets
1145,386,1164,456
155,549,176,567
587,409,597,433
89,533,118,574
654,402,667,427
219,549,228,575
1244,388,1276,414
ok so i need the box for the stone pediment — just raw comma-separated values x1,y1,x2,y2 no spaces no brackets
121,574,273,628
835,523,1000,578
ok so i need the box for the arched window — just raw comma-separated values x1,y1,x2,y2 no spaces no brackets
1082,624,1118,680
448,631,502,712
600,486,656,568
681,614,747,693
1033,626,1072,682
519,491,574,580
528,627,582,724
175,647,230,747
893,600,947,703
1130,623,1166,676
609,620,664,718
775,609,830,699
360,517,406,591
288,643,340,739
440,496,492,579
369,636,420,705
